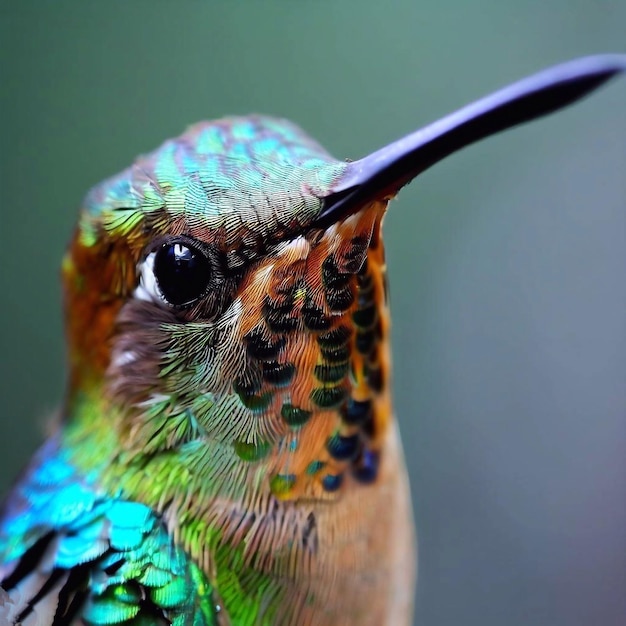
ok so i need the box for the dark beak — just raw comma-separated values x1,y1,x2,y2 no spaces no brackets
318,54,626,226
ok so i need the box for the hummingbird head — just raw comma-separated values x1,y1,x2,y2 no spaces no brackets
61,56,624,504
65,115,393,501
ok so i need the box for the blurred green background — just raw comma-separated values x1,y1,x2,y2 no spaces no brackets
1,2,624,625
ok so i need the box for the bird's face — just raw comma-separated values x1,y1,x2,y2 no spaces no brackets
63,117,392,501
60,57,624,504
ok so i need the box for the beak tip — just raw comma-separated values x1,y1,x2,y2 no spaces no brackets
317,53,626,227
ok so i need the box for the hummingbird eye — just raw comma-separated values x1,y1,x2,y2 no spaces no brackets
150,240,213,307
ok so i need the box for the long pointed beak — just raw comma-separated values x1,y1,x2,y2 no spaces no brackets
317,54,626,226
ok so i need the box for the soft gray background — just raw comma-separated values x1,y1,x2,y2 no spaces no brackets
1,3,624,625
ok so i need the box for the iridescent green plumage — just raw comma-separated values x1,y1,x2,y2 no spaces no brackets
0,440,218,625
79,116,345,248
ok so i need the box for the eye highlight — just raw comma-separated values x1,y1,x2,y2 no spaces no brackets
137,239,213,307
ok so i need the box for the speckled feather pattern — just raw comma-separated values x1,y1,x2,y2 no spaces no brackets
0,116,415,625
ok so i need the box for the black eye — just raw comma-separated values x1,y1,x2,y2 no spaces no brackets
153,241,212,306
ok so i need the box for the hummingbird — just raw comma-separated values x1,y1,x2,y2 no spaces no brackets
0,55,623,626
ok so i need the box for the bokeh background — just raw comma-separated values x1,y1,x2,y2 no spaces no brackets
1,3,625,625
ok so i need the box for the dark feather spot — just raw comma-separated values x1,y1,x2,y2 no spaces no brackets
352,448,380,484
244,327,286,361
355,329,375,355
314,362,349,384
237,388,273,412
317,326,352,348
341,398,373,426
306,460,324,475
322,257,350,290
262,361,295,386
302,298,332,331
310,386,346,408
322,473,344,492
234,439,271,461
320,344,350,363
325,285,354,311
264,298,298,333
352,303,377,329
327,433,361,461
281,404,312,427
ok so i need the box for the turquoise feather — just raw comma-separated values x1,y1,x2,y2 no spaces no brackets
0,439,219,625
